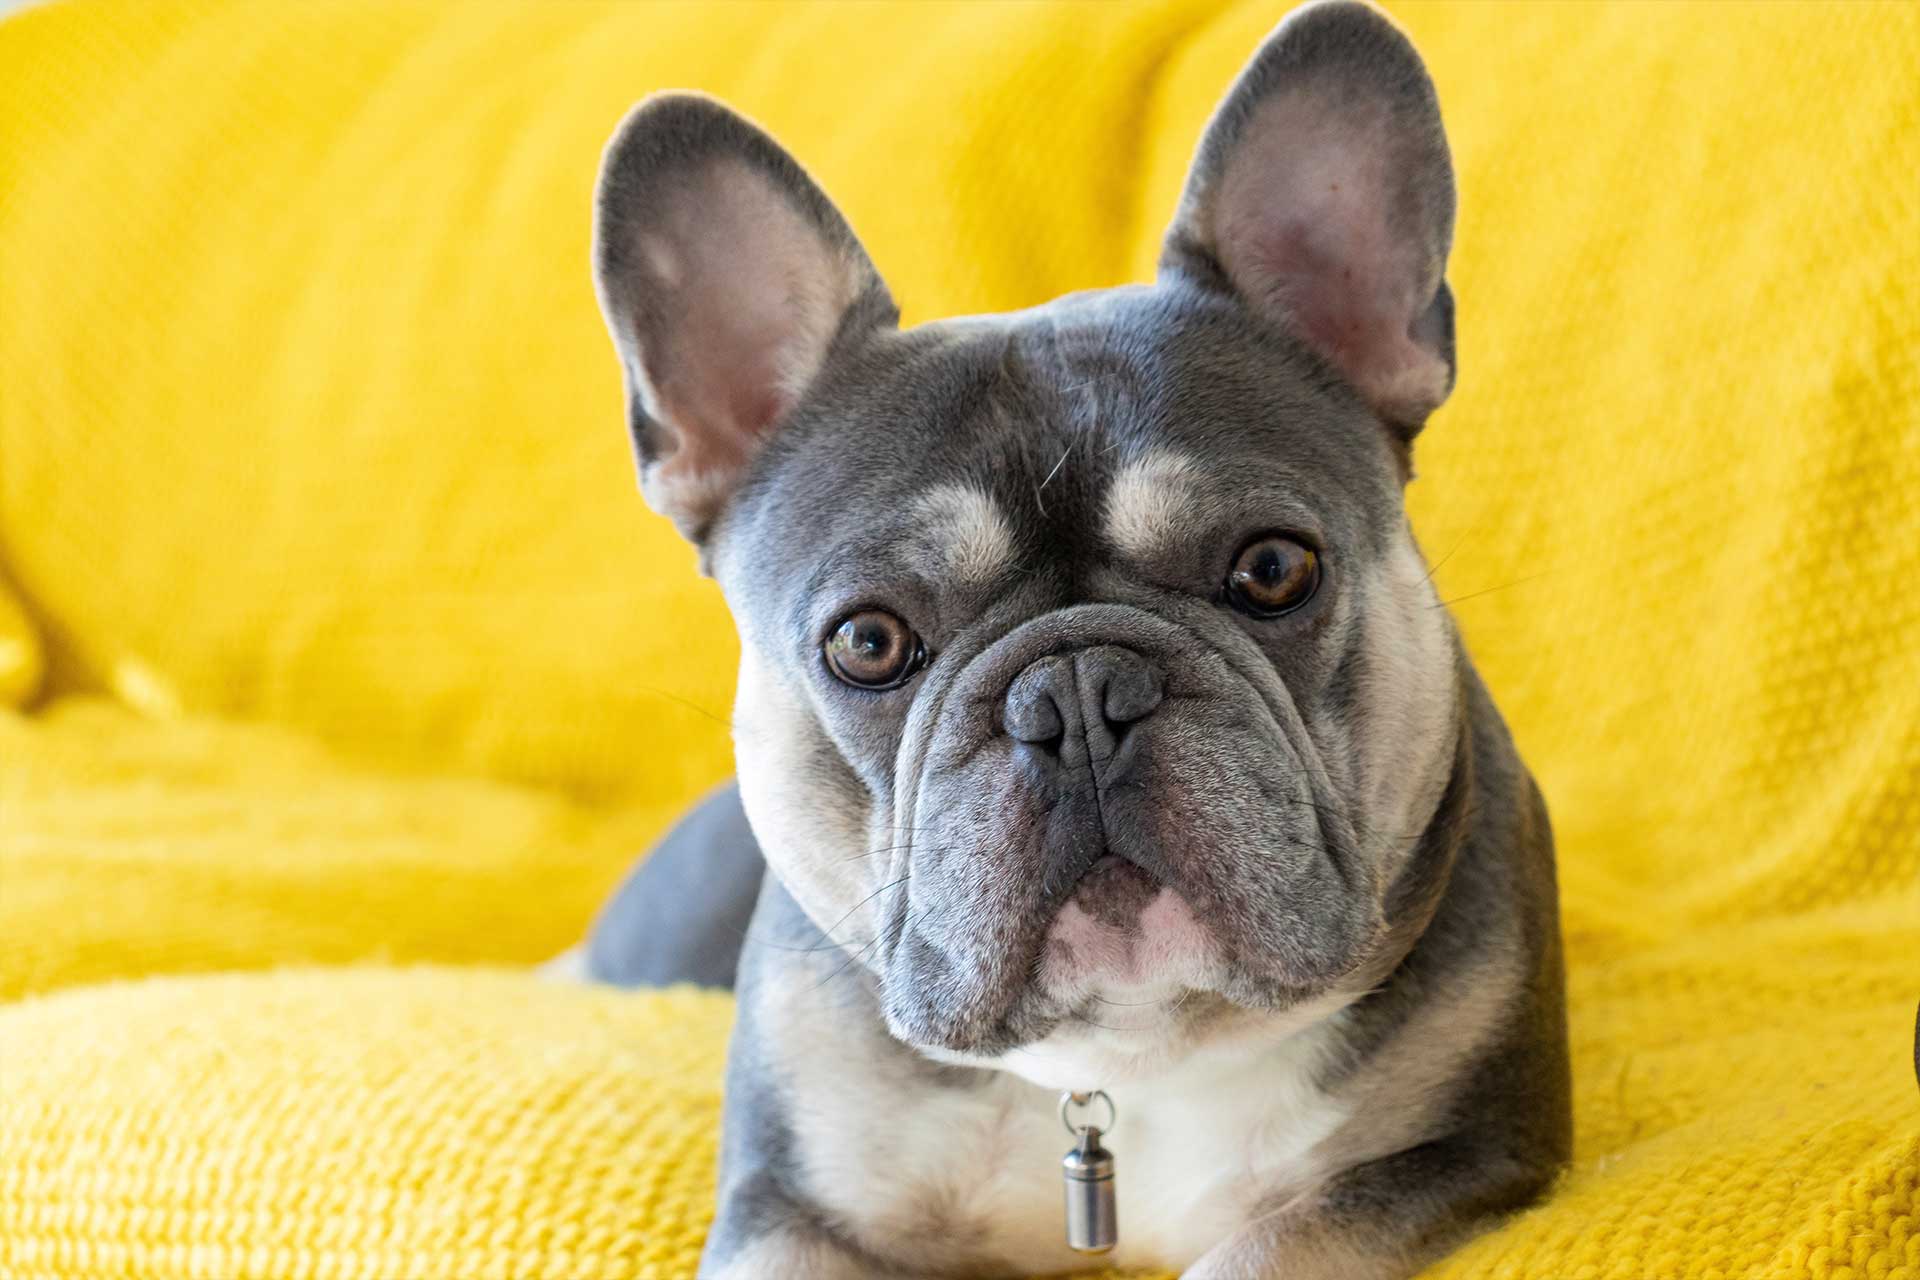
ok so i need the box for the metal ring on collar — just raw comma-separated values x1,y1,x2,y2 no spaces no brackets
1059,1089,1117,1138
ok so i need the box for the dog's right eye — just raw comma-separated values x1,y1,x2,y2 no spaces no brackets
1225,534,1321,618
824,610,925,690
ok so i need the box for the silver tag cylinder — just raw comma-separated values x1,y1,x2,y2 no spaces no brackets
1061,1127,1117,1254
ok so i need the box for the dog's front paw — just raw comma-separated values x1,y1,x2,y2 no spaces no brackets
701,1225,916,1280
1181,1244,1304,1280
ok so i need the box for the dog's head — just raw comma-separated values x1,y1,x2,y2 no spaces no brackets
594,1,1467,1082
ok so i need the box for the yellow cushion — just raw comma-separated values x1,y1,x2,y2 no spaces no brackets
0,580,44,709
1,953,1912,1278
1,970,734,1280
1,0,1916,1277
0,700,666,1001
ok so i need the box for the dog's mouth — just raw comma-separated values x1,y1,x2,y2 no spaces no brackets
1065,854,1163,922
1037,855,1225,1000
896,856,1246,1082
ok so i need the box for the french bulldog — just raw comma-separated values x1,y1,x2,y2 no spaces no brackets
573,2,1571,1276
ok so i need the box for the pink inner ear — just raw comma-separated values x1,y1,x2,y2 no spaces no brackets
632,158,862,518
1211,89,1449,424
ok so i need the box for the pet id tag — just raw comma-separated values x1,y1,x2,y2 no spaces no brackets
1059,1090,1117,1254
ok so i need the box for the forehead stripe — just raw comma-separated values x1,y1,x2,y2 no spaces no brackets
915,483,1016,584
1103,450,1199,559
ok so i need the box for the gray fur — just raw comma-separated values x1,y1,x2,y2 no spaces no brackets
583,3,1570,1275
585,782,765,989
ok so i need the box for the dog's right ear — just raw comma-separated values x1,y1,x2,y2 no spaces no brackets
592,94,897,543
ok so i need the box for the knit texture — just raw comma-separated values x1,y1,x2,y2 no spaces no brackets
2,1,1918,1277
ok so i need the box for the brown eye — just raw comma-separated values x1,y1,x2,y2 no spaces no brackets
824,610,925,689
1226,535,1321,617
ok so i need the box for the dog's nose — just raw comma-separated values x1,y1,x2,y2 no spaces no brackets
1003,645,1163,764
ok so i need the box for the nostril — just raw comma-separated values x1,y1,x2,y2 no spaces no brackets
1101,661,1163,728
1003,648,1161,758
1005,694,1064,746
1080,646,1162,736
1004,656,1071,747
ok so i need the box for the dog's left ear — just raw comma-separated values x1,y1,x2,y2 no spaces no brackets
1162,0,1456,437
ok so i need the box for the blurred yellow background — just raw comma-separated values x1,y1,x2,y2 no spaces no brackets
1,2,1915,1278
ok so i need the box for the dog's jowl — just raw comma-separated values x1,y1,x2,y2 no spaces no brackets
577,2,1572,1276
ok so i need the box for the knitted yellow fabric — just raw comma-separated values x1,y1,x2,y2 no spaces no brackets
2,1,1917,1278
0,702,677,1002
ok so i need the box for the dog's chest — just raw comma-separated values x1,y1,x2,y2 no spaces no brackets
785,1031,1349,1274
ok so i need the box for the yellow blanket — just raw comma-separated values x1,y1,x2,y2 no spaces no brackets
2,2,1915,1277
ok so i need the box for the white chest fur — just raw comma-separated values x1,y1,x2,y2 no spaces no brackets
1100,1028,1350,1267
772,995,1352,1275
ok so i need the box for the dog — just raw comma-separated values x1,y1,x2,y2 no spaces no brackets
571,2,1571,1275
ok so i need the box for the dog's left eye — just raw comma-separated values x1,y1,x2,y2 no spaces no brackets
824,610,926,689
1225,534,1321,617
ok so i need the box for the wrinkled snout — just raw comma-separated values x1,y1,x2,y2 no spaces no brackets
1003,644,1164,773
881,605,1370,1052
998,645,1217,993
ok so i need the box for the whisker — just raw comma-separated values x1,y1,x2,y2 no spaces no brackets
1417,534,1467,587
1034,438,1076,517
812,902,917,991
1430,570,1552,610
629,683,732,729
1085,993,1173,1008
839,841,953,864
1065,1011,1132,1033
740,873,910,958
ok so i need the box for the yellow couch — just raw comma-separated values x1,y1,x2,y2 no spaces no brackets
2,2,1915,1277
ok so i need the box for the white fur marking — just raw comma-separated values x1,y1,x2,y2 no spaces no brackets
1042,889,1223,994
915,483,1016,584
534,945,589,983
731,646,876,939
1104,450,1199,559
1359,534,1457,851
638,232,682,289
706,1231,874,1280
772,966,1354,1275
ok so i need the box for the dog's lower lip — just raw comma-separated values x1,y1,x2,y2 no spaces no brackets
1066,854,1166,920
1078,853,1163,887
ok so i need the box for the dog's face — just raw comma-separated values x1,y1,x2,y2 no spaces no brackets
594,2,1463,1081
716,292,1463,1080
